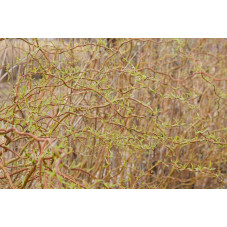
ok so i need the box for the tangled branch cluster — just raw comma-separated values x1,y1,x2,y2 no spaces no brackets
0,38,226,188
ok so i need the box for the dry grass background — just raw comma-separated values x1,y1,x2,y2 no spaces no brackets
0,38,226,189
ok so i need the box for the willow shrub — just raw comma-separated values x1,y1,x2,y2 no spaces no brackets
0,38,226,189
